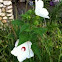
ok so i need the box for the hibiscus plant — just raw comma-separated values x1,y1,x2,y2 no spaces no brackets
0,1,62,62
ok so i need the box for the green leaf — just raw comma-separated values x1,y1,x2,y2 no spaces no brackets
20,23,30,33
30,32,38,42
11,19,22,26
7,33,15,40
33,27,47,37
26,10,34,15
0,40,2,44
0,45,7,53
18,32,30,45
32,43,41,61
58,54,62,62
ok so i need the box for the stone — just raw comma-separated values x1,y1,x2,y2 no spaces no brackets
0,0,14,21
0,17,2,21
2,8,6,12
7,6,12,10
7,13,12,16
3,1,12,5
6,9,12,13
0,9,1,13
1,13,5,16
9,16,14,19
0,0,3,3
2,20,7,23
0,4,3,7
3,5,6,8
3,16,7,19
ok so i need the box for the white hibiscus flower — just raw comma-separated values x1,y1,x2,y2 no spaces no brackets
11,39,34,62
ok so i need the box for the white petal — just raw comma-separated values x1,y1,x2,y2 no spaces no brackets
17,41,32,50
11,41,34,62
27,41,32,48
27,49,34,58
35,0,50,19
15,39,19,47
17,55,26,62
37,0,44,8
17,41,34,59
11,47,19,56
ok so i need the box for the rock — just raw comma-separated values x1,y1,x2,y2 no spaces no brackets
3,5,6,8
3,1,12,5
2,8,6,12
0,13,2,15
7,6,12,10
0,17,2,21
9,16,14,19
2,20,7,23
7,13,12,16
0,0,14,21
0,4,3,7
0,9,1,13
0,0,3,3
3,16,7,19
1,13,5,16
6,9,12,13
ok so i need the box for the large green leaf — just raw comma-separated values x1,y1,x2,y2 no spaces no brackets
32,43,41,61
18,32,30,45
33,27,47,37
20,23,30,33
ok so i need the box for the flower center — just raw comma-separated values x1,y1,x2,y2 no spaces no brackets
21,47,26,51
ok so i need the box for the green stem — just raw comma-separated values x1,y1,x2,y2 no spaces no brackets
25,0,29,12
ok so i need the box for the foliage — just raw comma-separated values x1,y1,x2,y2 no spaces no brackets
0,1,62,62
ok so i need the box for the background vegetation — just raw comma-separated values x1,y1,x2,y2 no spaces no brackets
0,0,62,62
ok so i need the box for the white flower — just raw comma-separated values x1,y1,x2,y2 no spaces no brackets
15,39,19,47
11,40,34,62
35,0,50,19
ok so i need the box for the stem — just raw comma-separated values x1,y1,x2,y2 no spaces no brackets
25,0,29,12
10,23,17,40
44,18,46,27
58,49,62,62
15,1,18,19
